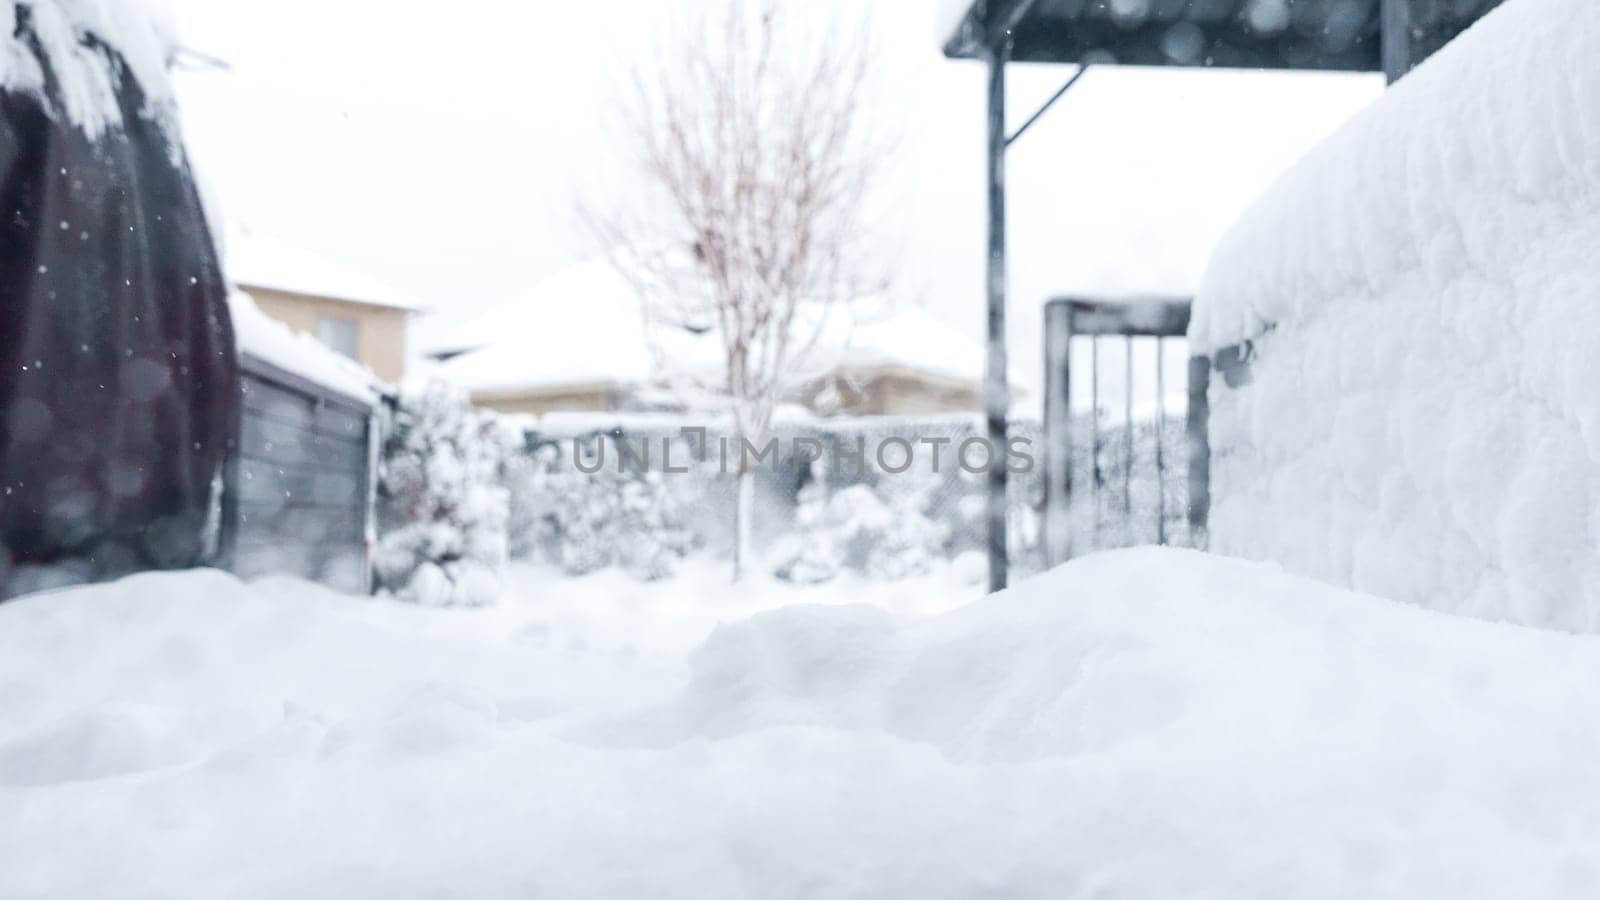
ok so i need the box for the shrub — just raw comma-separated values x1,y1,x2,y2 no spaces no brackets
374,381,511,606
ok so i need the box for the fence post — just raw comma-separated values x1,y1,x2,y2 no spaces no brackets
1042,300,1072,567
983,41,1010,592
1186,355,1211,546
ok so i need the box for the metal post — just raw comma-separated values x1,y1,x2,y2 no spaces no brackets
1381,0,1412,84
985,43,1010,593
1123,335,1133,523
1042,300,1072,567
1154,339,1166,545
1187,355,1212,546
1090,336,1101,544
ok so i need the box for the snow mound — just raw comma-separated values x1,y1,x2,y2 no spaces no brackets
1191,0,1593,355
5,550,1600,896
1190,0,1600,629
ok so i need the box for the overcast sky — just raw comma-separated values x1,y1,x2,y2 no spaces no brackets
168,0,1381,387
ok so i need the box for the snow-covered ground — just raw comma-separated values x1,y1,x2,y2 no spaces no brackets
4,549,1600,898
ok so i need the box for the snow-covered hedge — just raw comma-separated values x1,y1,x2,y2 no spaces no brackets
1192,0,1600,630
505,415,1044,583
770,465,951,584
374,382,512,606
506,436,698,580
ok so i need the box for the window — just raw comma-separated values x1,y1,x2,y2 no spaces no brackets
315,315,359,361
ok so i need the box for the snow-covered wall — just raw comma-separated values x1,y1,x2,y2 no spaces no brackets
1191,0,1600,631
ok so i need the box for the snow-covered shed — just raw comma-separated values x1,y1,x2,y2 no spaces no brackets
427,258,1003,418
1191,0,1600,630
225,292,385,595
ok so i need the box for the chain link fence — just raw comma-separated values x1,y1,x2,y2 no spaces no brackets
503,408,1192,582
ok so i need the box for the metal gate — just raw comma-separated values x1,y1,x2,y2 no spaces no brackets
1041,297,1210,566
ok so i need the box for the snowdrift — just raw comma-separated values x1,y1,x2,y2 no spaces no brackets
1191,0,1600,630
4,549,1600,897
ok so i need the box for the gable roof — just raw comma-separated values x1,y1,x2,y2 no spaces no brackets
427,257,1010,397
428,257,654,394
224,232,429,313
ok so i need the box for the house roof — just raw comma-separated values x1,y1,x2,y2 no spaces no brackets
427,257,1011,398
224,232,429,313
428,257,655,394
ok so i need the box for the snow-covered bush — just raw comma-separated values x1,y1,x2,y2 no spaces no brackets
509,435,697,580
773,465,949,583
502,443,561,562
770,464,842,584
374,381,511,606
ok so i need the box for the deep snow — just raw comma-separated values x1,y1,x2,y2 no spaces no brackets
4,549,1599,898
1191,0,1600,630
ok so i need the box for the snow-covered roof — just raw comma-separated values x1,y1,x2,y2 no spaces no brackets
1191,0,1552,355
842,311,987,384
429,257,655,394
429,257,1005,397
230,290,383,406
225,232,429,313
0,0,179,139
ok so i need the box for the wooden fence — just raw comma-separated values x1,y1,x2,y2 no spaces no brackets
219,354,378,593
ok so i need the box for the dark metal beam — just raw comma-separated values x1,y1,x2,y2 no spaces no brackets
943,0,1497,73
986,0,1040,47
1006,65,1088,148
984,42,1009,593
1002,20,1379,70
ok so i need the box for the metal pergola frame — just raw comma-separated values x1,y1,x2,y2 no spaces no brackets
947,0,1501,592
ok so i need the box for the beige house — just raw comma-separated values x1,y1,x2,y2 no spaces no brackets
226,233,425,383
427,257,1010,418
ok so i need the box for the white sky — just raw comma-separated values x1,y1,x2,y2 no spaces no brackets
168,0,1382,391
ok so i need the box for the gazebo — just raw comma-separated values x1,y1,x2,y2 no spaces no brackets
939,0,1502,590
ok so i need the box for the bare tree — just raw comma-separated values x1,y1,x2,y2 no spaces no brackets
593,0,884,579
